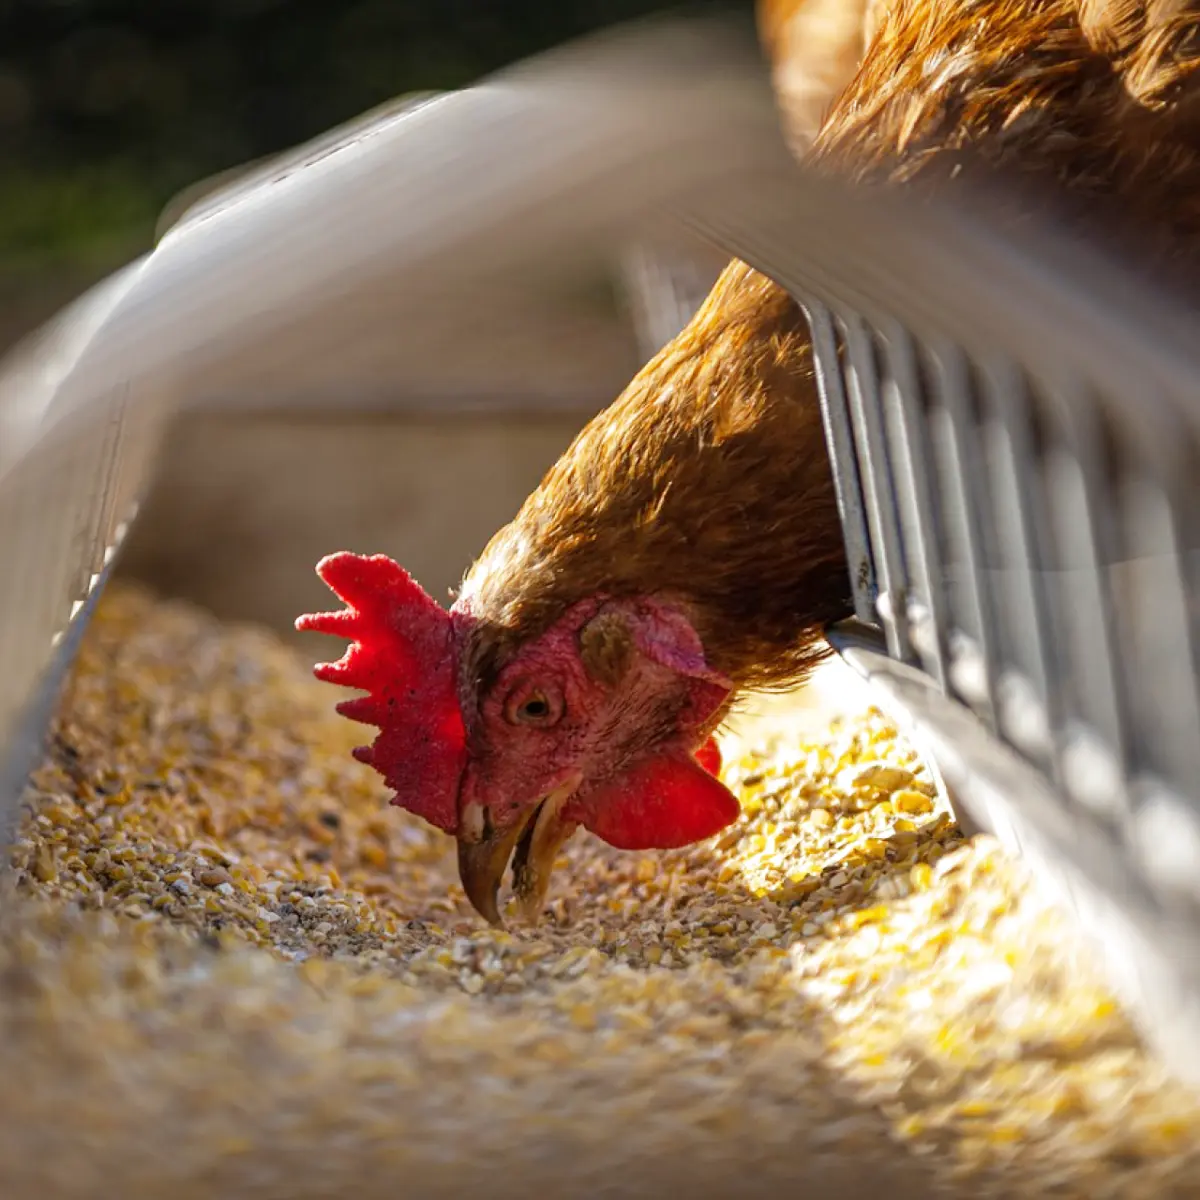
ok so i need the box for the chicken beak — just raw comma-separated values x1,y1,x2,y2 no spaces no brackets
456,817,528,927
456,778,580,927
510,784,579,924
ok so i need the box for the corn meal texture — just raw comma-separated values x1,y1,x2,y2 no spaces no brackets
2,583,1199,1199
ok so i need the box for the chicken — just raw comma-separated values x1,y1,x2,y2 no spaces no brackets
300,0,1200,925
299,266,848,924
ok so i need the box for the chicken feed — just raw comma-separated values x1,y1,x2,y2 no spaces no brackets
1,582,1198,1198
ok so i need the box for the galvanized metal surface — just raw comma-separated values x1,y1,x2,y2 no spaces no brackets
0,256,164,837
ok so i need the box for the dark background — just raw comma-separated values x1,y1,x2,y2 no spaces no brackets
0,0,746,344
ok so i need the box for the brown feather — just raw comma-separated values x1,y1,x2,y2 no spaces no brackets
456,261,848,694
811,0,1200,278
757,0,886,153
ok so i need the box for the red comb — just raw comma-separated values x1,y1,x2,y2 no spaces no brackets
296,552,466,833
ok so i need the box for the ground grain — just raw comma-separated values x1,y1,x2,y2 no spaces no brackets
2,583,1198,1198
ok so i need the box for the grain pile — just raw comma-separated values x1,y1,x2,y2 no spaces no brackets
2,582,1199,1199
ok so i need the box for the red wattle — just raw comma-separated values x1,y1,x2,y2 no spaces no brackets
574,752,740,851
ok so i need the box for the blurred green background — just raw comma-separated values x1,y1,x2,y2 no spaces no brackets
0,0,745,348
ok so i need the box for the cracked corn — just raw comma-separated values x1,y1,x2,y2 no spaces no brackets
1,582,1199,1198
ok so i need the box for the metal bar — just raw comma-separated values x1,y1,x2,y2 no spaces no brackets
921,341,999,727
839,312,912,662
93,394,132,572
976,359,1059,767
1105,398,1200,799
804,301,877,625
875,318,950,689
1034,380,1132,821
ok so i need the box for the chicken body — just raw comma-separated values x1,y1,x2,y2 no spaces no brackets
305,0,1200,923
810,0,1200,274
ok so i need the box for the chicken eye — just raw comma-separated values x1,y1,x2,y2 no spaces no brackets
504,687,563,727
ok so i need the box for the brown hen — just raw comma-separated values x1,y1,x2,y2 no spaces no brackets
301,0,1200,924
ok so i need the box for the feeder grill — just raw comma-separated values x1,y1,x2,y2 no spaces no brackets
681,167,1200,1084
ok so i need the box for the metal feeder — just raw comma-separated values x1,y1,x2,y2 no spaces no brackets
684,169,1200,1086
2,10,1199,1091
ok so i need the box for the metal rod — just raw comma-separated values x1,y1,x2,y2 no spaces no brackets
876,318,950,689
976,359,1059,768
839,311,912,662
804,301,877,625
922,340,999,728
1035,379,1132,817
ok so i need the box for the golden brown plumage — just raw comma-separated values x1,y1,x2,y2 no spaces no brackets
808,0,1200,272
457,260,847,697
757,0,885,154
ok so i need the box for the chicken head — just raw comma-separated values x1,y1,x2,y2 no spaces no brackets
298,551,740,925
